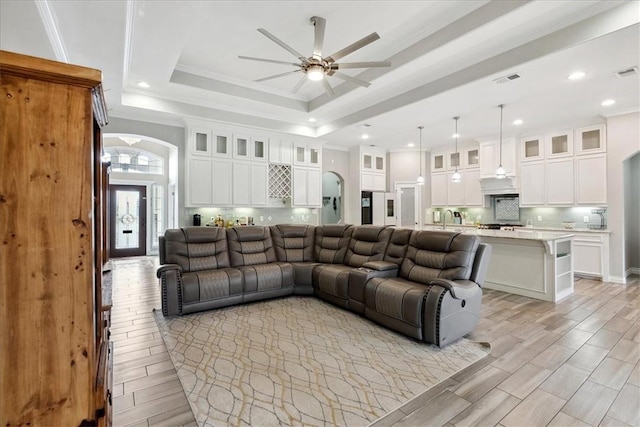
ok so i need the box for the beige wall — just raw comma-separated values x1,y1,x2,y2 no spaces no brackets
606,112,640,281
322,147,351,223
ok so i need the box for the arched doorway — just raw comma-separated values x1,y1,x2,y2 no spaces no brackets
322,171,343,224
103,133,179,256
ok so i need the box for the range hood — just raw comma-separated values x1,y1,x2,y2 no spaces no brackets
479,176,519,195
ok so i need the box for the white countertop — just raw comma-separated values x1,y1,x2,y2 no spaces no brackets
423,224,610,234
462,229,574,242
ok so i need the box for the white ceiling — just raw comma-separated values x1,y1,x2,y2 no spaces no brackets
1,0,639,151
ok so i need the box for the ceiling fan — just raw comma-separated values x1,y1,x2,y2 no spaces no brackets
239,16,391,96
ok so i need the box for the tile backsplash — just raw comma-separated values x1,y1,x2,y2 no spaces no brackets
185,207,318,227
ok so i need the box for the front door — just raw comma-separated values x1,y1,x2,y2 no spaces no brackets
109,184,147,257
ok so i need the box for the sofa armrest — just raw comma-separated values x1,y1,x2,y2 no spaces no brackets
157,264,182,278
429,278,480,300
157,264,183,316
362,261,398,272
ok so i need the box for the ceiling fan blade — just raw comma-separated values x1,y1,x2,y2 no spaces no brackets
322,78,335,96
257,28,306,61
290,75,307,94
255,70,301,82
311,16,326,59
325,32,380,63
238,56,301,67
331,71,371,88
331,61,391,69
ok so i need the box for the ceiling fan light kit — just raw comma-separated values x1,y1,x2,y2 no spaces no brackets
240,16,391,95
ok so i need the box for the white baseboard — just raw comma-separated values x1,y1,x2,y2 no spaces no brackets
609,275,627,284
625,267,640,277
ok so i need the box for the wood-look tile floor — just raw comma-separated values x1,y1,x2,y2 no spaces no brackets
110,256,640,427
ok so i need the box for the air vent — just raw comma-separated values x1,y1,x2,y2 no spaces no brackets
493,73,521,84
614,66,638,78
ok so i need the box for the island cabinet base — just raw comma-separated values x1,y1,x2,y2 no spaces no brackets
481,235,574,302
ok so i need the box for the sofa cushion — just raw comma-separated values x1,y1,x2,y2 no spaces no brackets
399,231,480,284
181,268,243,304
238,262,294,293
312,264,354,308
163,227,230,272
314,224,354,264
227,226,277,267
384,228,413,265
270,224,315,262
343,225,392,268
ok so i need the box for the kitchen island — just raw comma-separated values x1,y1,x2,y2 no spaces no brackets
467,229,574,302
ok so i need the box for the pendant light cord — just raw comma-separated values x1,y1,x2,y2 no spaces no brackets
418,125,423,177
454,116,459,168
499,104,504,166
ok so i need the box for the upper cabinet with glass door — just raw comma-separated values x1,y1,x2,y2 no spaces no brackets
190,128,212,156
431,152,446,172
212,131,232,158
233,134,250,160
251,136,268,161
520,135,544,162
361,147,386,174
463,146,479,169
545,129,573,158
575,124,606,155
447,151,461,170
294,141,322,167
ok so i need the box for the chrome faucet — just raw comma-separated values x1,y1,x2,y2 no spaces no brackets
443,209,454,230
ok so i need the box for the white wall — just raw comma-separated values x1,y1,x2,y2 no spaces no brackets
606,112,640,282
624,152,640,274
322,147,352,223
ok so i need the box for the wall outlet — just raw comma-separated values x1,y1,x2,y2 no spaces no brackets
583,216,590,223
537,215,543,221
259,216,264,222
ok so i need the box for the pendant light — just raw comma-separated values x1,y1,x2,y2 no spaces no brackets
417,126,425,185
451,116,462,183
495,104,507,179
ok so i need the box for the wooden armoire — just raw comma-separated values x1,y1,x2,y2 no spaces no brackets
0,51,112,426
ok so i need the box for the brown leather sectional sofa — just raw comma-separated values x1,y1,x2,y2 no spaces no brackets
157,224,491,347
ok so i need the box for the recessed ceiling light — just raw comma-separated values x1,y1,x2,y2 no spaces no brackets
601,99,615,106
138,81,150,88
407,143,415,148
361,134,369,140
568,71,586,80
308,118,317,122
513,119,523,125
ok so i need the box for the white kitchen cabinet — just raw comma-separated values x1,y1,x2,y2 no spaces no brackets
464,169,483,206
187,158,213,205
292,167,321,207
464,147,480,169
361,172,385,191
233,134,250,160
575,154,607,205
233,162,268,206
575,124,606,155
447,171,465,206
479,138,516,178
520,161,545,206
232,162,251,205
361,148,386,173
431,172,448,207
520,135,544,162
212,159,232,205
190,128,212,156
545,158,574,205
212,132,231,157
269,140,292,164
448,151,462,171
431,152,446,172
293,142,322,167
251,136,268,161
545,129,573,158
573,232,609,280
251,163,268,205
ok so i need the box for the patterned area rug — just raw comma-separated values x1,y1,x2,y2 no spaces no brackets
154,297,489,427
